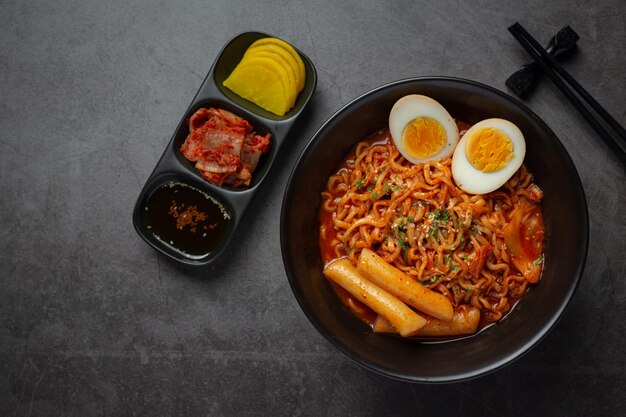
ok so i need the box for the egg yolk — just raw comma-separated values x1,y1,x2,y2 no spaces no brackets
401,117,446,159
465,127,513,172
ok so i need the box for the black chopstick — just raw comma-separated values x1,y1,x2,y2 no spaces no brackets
508,22,626,165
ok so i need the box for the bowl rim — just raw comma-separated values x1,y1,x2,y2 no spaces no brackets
280,76,589,383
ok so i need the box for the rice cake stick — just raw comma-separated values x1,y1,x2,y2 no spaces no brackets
324,259,427,337
373,306,480,337
357,248,454,321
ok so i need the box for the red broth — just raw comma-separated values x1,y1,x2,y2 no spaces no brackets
319,120,543,335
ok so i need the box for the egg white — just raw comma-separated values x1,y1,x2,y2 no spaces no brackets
451,118,526,194
389,95,459,164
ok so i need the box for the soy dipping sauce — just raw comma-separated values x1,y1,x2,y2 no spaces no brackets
142,181,232,258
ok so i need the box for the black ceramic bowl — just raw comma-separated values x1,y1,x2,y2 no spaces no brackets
280,77,588,383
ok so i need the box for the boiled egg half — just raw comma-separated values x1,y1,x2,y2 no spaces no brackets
451,118,526,194
389,95,459,164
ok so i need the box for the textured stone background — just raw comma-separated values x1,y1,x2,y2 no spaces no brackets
1,0,625,416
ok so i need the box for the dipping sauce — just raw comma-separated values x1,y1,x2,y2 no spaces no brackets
142,181,232,258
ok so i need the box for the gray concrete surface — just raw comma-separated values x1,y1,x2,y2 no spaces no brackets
1,0,625,416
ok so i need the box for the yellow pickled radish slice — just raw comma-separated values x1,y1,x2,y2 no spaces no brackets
243,55,296,107
245,44,304,92
223,60,291,116
242,50,298,102
248,38,305,91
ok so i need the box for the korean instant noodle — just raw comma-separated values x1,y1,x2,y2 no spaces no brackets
319,123,544,338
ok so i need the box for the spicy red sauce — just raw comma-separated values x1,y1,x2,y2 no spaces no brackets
317,120,542,333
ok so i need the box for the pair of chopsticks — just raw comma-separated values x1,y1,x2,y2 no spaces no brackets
508,22,626,165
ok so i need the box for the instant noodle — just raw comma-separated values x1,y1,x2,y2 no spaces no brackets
319,125,544,337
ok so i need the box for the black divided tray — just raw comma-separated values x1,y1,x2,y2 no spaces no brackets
132,31,317,266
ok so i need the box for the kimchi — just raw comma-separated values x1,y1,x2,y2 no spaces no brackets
181,107,271,187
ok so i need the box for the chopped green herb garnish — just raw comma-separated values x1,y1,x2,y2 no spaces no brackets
367,186,373,193
408,216,414,223
355,179,364,189
444,254,451,264
432,209,450,222
398,231,406,238
372,192,379,199
384,182,391,194
430,276,437,283
534,257,543,265
450,264,459,271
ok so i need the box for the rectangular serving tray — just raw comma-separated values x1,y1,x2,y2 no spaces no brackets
132,31,317,265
